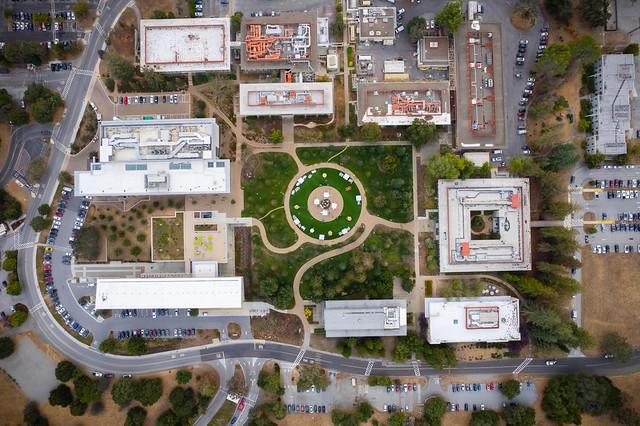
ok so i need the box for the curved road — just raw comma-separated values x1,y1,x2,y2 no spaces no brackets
9,0,640,392
0,123,53,186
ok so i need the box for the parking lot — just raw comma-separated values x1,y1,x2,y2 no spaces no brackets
573,165,640,254
112,92,191,119
1,5,83,43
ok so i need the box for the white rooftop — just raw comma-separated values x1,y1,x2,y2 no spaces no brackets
424,296,521,344
239,82,334,116
95,277,243,309
74,158,231,196
323,299,407,337
438,178,532,273
140,18,230,73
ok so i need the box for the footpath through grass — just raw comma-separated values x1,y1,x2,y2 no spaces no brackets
242,152,299,248
296,145,413,222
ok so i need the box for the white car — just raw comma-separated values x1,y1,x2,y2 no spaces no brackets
545,360,557,366
92,372,103,377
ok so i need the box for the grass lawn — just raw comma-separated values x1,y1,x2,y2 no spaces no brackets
152,212,184,260
289,167,362,241
296,145,413,222
242,152,299,248
297,146,345,165
209,400,237,426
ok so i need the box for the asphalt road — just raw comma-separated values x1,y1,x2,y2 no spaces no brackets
0,123,52,187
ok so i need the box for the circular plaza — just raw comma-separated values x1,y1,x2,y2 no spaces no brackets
288,167,363,241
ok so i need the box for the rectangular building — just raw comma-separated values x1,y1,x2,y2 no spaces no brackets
417,36,450,74
241,12,317,71
74,118,231,196
357,7,396,45
95,277,243,310
239,82,333,116
323,299,407,337
587,54,637,156
438,178,531,273
357,81,451,126
424,296,521,344
140,18,230,73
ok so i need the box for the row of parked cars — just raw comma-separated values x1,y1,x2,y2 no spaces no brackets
592,244,639,254
47,187,74,245
50,62,72,72
386,383,417,392
452,382,498,392
595,178,640,189
54,304,90,337
115,94,180,105
287,404,326,414
117,328,197,339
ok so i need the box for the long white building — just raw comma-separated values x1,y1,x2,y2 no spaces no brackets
74,118,231,196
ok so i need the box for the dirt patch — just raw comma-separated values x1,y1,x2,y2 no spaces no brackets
611,372,640,413
454,342,517,362
4,180,30,213
234,227,252,292
0,123,12,170
136,0,187,19
510,9,536,31
251,310,304,346
581,248,640,354
106,8,137,63
243,117,282,143
0,368,29,425
309,333,340,354
71,105,98,154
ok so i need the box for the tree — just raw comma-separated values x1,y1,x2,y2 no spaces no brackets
600,332,633,362
112,378,136,407
26,158,47,183
230,11,244,34
134,378,163,406
624,43,639,56
74,226,102,260
544,143,580,171
407,119,439,148
168,386,198,419
510,156,543,177
536,44,572,77
584,152,606,168
257,368,284,395
579,0,611,27
421,397,447,425
55,360,78,382
331,409,357,426
269,129,283,144
125,406,147,426
500,379,521,400
23,402,49,426
0,41,48,65
69,399,88,416
544,0,573,25
30,216,51,232
73,375,103,404
72,0,89,20
176,370,192,385
355,401,373,423
296,365,330,392
59,171,73,185
31,96,63,123
99,336,117,353
501,405,536,426
569,36,601,66
389,412,406,426
0,189,22,222
48,384,73,407
406,16,428,42
470,409,500,426
3,253,17,271
156,409,178,426
105,52,136,81
10,310,28,327
38,204,51,216
435,1,464,34
8,108,29,126
359,122,381,141
0,337,15,359
545,201,576,219
6,280,21,295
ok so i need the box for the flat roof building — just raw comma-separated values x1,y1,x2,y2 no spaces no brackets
424,296,521,344
239,82,334,116
241,12,317,71
587,54,637,156
95,277,243,310
140,18,230,73
417,36,449,72
74,118,231,196
357,81,451,126
356,7,396,45
438,178,531,273
323,299,407,337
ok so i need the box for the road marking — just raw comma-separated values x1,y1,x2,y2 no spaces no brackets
364,361,374,376
513,357,533,374
32,303,43,311
412,361,421,377
292,349,306,368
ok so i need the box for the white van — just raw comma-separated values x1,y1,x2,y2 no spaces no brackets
396,25,405,33
517,129,527,135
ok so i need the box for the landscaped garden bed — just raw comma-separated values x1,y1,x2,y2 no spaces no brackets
152,212,184,261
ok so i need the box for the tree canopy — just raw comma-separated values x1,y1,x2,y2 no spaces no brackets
435,1,464,34
73,375,104,404
72,0,89,19
134,378,163,406
536,44,572,77
257,365,284,395
423,396,447,426
111,378,135,407
48,384,73,407
296,365,330,392
176,370,192,385
0,337,15,359
600,332,633,362
105,52,136,81
470,409,500,426
501,405,536,426
406,17,428,42
407,119,439,148
500,379,521,400
55,360,79,382
0,189,23,222
544,0,573,24
74,226,102,260
579,0,611,27
168,386,198,420
359,122,381,141
125,406,147,426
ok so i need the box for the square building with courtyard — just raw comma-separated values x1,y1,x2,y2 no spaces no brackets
437,178,531,273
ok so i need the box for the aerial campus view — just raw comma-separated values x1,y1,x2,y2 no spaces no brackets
0,0,639,425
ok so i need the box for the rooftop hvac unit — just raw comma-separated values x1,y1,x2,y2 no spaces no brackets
264,24,282,35
376,31,381,35
369,31,374,36
429,42,439,48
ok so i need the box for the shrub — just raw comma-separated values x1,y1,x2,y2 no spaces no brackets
0,336,15,359
10,310,28,327
130,246,142,256
136,234,146,242
55,360,79,382
176,370,192,385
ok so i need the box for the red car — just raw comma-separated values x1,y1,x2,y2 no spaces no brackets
237,397,245,412
44,264,52,271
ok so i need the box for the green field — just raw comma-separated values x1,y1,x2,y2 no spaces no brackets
296,145,413,223
289,167,362,241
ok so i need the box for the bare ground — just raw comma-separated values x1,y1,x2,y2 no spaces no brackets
0,123,12,170
580,248,640,354
251,310,303,346
4,180,30,213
